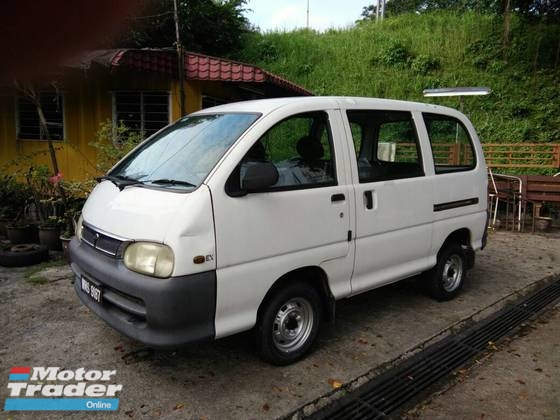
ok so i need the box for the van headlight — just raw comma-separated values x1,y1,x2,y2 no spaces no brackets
123,242,174,278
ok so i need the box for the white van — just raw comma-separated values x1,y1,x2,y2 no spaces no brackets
70,97,488,365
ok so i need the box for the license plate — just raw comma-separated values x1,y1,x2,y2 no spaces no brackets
81,276,103,304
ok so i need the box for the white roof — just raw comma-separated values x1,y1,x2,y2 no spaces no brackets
192,96,460,117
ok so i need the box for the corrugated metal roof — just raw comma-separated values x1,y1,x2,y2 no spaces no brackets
68,49,312,96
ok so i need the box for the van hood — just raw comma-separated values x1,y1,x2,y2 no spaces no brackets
81,180,216,276
82,181,196,242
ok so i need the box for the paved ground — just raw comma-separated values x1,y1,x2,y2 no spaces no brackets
1,230,559,419
410,303,560,419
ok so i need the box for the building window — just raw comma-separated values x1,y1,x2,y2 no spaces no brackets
202,95,228,109
17,92,64,140
113,91,170,138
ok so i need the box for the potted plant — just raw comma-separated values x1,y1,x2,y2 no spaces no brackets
0,175,33,237
535,215,553,232
6,220,39,244
0,207,11,237
59,195,87,261
38,215,63,251
535,204,554,232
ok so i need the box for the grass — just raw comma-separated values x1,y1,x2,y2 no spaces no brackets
238,11,560,151
25,257,68,284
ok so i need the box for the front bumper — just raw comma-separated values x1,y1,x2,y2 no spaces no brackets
69,238,216,348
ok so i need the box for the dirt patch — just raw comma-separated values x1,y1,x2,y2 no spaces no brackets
1,231,559,419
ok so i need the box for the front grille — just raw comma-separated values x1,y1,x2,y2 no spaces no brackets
82,224,125,257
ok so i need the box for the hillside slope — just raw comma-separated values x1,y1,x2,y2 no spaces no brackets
239,12,559,144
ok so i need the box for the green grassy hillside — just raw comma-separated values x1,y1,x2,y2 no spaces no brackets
239,12,559,144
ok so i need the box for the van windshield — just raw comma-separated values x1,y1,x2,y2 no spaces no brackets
109,113,260,190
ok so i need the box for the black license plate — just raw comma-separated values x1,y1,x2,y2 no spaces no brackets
81,276,103,304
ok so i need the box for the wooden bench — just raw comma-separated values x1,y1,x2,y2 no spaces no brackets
520,175,560,231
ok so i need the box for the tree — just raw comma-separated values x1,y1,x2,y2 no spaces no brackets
359,0,559,19
119,0,252,57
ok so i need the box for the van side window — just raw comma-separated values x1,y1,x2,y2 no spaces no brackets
423,113,476,174
233,111,336,192
347,110,424,183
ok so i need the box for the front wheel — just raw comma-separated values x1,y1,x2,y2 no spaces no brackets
424,244,466,301
256,283,322,365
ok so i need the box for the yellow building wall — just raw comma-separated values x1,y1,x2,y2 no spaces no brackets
0,70,211,182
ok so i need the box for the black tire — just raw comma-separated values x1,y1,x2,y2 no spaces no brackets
0,244,49,267
256,282,322,365
424,243,466,301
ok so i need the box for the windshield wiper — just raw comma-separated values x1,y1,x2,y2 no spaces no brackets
147,179,196,188
97,175,144,191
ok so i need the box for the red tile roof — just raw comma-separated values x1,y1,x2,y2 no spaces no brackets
75,49,312,96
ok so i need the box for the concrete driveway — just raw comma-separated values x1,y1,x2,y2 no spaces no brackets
1,231,559,419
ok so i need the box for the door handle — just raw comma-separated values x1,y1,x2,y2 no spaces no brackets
331,193,345,203
364,190,373,209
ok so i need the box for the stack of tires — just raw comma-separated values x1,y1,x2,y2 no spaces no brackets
0,225,49,267
0,243,49,267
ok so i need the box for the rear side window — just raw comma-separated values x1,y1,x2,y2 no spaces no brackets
347,110,424,183
423,113,476,174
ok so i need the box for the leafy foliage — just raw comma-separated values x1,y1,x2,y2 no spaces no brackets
89,120,142,174
237,12,560,149
0,175,33,220
118,0,252,57
360,0,560,19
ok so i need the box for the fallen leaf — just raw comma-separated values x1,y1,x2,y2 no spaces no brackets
124,410,134,418
535,368,543,373
328,378,343,389
515,379,526,385
173,403,185,410
487,341,498,351
262,403,270,411
358,339,368,345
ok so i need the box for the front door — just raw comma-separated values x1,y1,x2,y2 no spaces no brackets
211,110,353,337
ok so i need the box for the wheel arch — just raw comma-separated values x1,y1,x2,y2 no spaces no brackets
257,266,336,324
441,228,471,250
439,228,475,269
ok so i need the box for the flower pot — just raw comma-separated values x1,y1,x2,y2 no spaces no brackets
39,226,62,251
7,224,39,244
0,218,11,237
60,235,73,262
535,217,552,232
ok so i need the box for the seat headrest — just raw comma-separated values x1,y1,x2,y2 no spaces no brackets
296,136,324,161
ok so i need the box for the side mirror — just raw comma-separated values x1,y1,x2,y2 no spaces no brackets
241,162,279,192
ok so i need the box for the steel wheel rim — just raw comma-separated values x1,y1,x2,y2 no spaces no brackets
442,254,463,292
272,297,314,352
